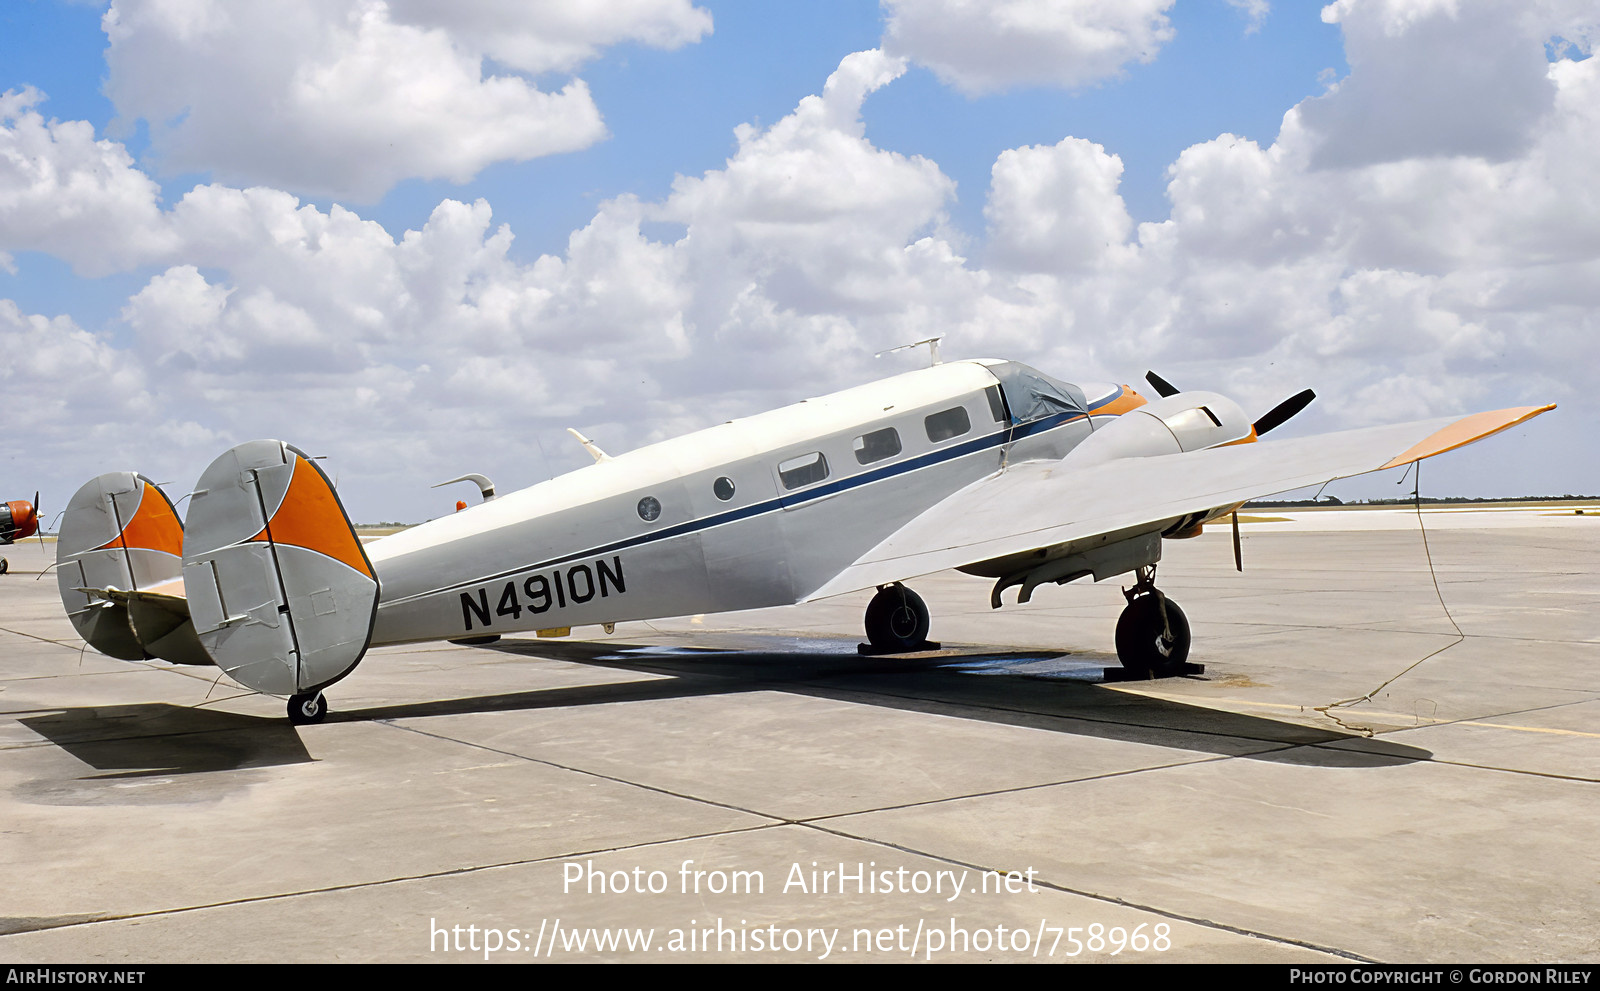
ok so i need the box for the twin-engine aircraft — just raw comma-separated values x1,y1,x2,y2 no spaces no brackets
55,358,1553,723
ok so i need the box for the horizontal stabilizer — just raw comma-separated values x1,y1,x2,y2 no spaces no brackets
183,440,379,696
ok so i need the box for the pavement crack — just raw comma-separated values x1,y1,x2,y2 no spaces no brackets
375,719,786,824
794,754,1246,824
0,826,785,938
795,822,1376,963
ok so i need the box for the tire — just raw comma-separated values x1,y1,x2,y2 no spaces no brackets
1114,594,1190,676
0,557,8,575
288,692,328,725
864,584,931,652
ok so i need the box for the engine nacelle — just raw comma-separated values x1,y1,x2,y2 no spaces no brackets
0,499,38,544
1067,391,1252,468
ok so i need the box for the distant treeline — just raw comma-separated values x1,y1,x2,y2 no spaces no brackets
1244,495,1596,508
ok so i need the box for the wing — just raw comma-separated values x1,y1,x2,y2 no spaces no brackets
803,404,1554,601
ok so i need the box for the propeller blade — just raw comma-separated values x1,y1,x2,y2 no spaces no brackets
1144,370,1180,398
1253,388,1316,436
1232,510,1243,572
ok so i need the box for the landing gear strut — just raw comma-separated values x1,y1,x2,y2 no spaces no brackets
288,691,328,725
1112,565,1197,678
860,583,938,654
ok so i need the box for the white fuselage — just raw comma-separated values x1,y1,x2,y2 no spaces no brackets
364,360,1131,645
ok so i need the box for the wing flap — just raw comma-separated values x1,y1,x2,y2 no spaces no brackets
804,404,1554,601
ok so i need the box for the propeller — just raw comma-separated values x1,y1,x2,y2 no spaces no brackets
1144,370,1180,398
1146,370,1315,435
1232,510,1242,572
1252,389,1316,436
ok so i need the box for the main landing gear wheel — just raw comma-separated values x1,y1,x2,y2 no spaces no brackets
863,583,934,653
1113,565,1193,678
288,692,328,725
0,557,8,575
1115,595,1190,676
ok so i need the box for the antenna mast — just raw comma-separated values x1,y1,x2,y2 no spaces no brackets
874,336,944,367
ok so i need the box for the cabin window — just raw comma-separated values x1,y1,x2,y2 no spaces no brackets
778,452,829,490
713,476,736,501
853,427,901,465
637,496,661,522
924,406,971,443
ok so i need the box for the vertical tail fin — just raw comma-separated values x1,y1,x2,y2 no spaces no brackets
182,440,379,696
56,473,185,660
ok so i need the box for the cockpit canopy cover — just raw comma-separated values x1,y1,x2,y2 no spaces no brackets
987,361,1089,423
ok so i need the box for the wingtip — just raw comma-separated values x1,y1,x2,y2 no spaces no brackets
1378,403,1557,471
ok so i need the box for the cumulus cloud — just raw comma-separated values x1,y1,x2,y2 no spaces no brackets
881,0,1176,93
985,137,1133,272
0,299,223,492
385,0,712,75
1300,0,1586,168
9,7,1600,517
0,88,176,276
660,51,956,333
961,6,1600,482
1,49,983,514
101,0,711,201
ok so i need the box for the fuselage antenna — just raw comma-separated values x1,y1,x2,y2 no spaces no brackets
566,428,613,464
875,336,944,367
432,474,498,502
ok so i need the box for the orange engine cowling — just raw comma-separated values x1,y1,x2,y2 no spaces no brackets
0,499,37,544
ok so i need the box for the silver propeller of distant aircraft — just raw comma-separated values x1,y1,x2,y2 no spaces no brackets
1144,371,1318,572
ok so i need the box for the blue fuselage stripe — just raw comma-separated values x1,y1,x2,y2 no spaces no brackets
385,397,1127,605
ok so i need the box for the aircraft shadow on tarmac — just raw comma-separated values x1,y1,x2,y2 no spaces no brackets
345,636,1432,768
19,704,314,777
15,637,1430,775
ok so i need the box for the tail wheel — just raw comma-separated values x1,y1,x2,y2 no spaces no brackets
1115,594,1190,676
864,584,931,652
288,692,328,725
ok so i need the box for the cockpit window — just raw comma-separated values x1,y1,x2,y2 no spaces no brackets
985,384,1008,423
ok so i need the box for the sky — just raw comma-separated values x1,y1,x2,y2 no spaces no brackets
1,0,1595,524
